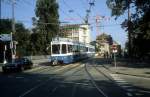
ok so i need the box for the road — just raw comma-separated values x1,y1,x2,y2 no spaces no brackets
0,57,150,97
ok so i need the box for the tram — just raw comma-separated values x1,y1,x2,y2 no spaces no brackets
50,37,95,64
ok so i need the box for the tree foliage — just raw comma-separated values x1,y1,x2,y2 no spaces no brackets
0,19,12,34
96,33,113,52
33,0,59,54
0,19,31,56
106,0,150,58
96,33,113,45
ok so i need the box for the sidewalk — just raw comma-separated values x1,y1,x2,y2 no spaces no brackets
105,59,150,78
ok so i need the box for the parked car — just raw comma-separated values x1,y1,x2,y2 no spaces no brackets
2,58,33,73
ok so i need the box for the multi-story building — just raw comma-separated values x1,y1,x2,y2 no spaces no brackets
96,33,113,57
60,24,91,44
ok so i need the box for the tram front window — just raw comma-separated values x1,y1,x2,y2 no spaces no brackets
52,44,60,54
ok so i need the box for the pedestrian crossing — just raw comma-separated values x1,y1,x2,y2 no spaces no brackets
110,74,135,97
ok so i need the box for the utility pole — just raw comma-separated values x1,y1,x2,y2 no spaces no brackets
12,0,15,34
11,0,16,60
0,0,1,19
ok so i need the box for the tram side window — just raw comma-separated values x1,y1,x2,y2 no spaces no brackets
68,45,72,53
52,44,60,54
86,47,88,52
62,44,67,54
72,45,78,53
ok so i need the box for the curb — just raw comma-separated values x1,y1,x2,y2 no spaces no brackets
103,64,150,79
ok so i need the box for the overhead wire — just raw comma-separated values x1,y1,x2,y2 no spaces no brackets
62,0,85,23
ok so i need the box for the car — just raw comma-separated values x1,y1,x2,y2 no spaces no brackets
2,58,33,73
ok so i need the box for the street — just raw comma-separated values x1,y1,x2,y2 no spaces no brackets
0,57,150,97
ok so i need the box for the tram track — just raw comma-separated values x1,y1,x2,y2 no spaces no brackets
86,58,136,97
84,57,136,97
84,63,109,97
18,63,83,97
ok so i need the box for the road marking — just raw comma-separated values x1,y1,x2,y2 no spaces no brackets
127,89,135,92
110,73,135,97
116,80,127,83
119,83,130,85
71,85,77,97
121,85,132,88
7,75,13,78
19,64,79,97
60,81,92,86
127,93,133,96
51,86,58,93
16,76,24,79
19,78,53,97
25,66,44,72
54,64,80,73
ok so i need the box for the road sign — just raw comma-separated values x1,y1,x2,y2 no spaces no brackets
112,44,117,50
0,34,11,41
112,49,117,53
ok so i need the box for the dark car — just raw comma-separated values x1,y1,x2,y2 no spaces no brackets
2,58,33,73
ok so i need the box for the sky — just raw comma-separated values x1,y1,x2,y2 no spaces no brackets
1,0,128,48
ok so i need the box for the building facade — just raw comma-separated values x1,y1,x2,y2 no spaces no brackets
60,24,91,44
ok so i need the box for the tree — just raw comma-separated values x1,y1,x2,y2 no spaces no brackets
106,0,150,58
0,19,31,56
34,0,59,54
0,19,12,34
14,23,31,56
96,33,113,45
96,33,113,52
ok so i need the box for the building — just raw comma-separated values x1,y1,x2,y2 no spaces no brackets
96,33,113,57
60,24,91,44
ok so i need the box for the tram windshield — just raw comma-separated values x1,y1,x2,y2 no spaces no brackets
52,44,60,54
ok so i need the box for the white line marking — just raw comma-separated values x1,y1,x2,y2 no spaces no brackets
19,78,53,97
71,85,77,97
116,80,127,83
127,89,135,92
127,93,133,96
19,64,79,97
119,83,130,86
16,77,24,79
121,85,132,88
51,87,58,93
25,66,43,72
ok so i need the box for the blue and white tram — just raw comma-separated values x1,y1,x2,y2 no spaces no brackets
50,37,95,64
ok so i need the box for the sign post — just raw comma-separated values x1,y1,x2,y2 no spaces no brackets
113,50,117,69
112,45,117,71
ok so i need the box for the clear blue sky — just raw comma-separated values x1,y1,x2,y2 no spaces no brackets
2,0,127,48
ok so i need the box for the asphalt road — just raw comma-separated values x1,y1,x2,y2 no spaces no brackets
0,57,150,97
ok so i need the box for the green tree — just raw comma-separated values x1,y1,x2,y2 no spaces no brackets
96,33,113,52
106,0,150,58
14,23,31,56
96,33,113,45
0,19,31,56
0,19,12,34
34,0,59,54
